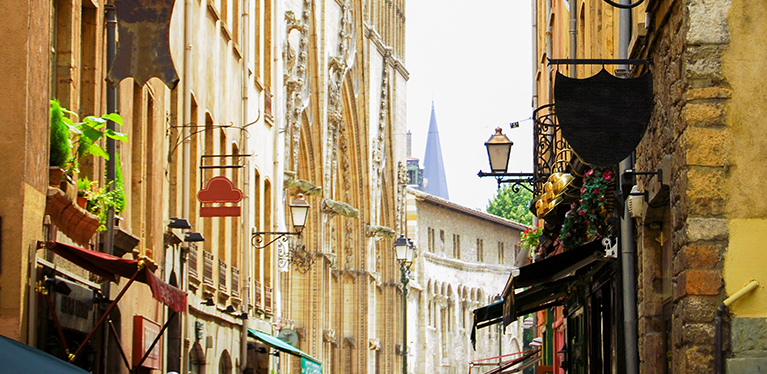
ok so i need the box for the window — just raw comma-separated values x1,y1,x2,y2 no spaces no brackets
453,234,461,259
498,242,505,264
428,227,435,252
476,238,484,262
439,230,445,253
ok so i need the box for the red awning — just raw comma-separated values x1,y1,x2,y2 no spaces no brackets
46,241,186,313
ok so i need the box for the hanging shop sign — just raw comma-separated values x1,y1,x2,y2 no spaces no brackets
301,357,322,374
107,0,180,88
133,315,162,370
197,176,243,217
554,69,653,167
54,278,95,333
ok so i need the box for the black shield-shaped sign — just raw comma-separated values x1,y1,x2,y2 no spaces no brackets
554,69,653,167
107,0,179,88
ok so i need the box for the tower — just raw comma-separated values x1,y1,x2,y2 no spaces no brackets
422,103,449,199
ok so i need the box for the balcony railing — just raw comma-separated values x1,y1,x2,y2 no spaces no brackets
264,286,273,314
187,244,199,284
203,250,214,286
231,267,240,298
218,259,227,293
254,280,262,310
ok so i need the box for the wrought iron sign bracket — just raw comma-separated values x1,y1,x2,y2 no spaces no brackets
251,231,301,249
548,58,650,66
477,171,539,193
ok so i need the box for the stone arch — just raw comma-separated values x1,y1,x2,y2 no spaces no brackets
189,341,205,374
219,350,233,374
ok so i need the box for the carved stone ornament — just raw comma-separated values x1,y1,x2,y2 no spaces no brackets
365,223,396,240
368,338,381,351
321,198,359,218
323,329,338,345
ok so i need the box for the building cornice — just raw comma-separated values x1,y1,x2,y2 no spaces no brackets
407,187,529,231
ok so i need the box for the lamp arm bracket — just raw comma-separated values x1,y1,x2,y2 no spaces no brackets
251,231,300,249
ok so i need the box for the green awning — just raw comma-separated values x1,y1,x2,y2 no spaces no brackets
0,334,89,374
248,329,321,365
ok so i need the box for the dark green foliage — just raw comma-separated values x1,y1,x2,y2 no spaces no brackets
114,152,127,214
49,100,71,167
486,184,534,226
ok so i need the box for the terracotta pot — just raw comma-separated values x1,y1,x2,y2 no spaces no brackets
77,196,88,209
49,167,64,187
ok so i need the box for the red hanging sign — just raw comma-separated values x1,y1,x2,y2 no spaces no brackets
197,176,243,217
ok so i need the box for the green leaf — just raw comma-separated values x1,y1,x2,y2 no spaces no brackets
83,116,107,129
60,107,78,118
67,123,82,134
105,129,129,142
81,124,104,142
88,143,109,160
102,113,123,126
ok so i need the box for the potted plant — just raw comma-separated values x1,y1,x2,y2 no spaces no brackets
519,222,544,258
49,100,71,186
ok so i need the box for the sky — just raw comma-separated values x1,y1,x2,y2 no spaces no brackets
405,0,534,211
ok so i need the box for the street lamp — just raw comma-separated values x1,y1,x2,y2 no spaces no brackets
485,127,513,173
251,194,311,249
393,235,415,374
478,126,538,193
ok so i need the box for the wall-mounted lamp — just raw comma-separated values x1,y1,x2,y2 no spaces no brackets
184,232,206,243
168,217,192,230
251,194,311,249
223,305,236,314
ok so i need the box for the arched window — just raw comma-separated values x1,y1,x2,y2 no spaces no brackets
189,342,205,374
219,350,232,374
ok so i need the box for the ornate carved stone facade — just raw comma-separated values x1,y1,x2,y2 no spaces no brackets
278,0,408,373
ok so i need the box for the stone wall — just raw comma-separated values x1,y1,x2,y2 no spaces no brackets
634,0,734,373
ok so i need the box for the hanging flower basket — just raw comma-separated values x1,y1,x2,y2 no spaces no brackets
559,167,617,250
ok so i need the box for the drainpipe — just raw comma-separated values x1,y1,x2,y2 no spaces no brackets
618,1,638,374
180,0,193,372
240,0,251,371
569,0,577,76
715,280,760,374
101,4,117,373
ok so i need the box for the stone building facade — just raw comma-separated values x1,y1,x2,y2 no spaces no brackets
276,0,410,373
529,0,767,373
406,188,527,374
631,0,767,372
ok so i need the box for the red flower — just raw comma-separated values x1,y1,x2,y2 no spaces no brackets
578,209,586,216
586,169,594,176
603,170,613,181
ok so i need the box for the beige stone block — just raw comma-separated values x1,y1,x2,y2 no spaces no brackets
685,168,726,215
683,127,728,166
685,217,728,241
682,103,724,126
686,0,732,45
683,87,733,102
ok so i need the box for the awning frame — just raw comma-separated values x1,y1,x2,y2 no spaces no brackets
39,241,186,369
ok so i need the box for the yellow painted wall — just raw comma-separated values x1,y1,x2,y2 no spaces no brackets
721,0,767,317
724,219,767,317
